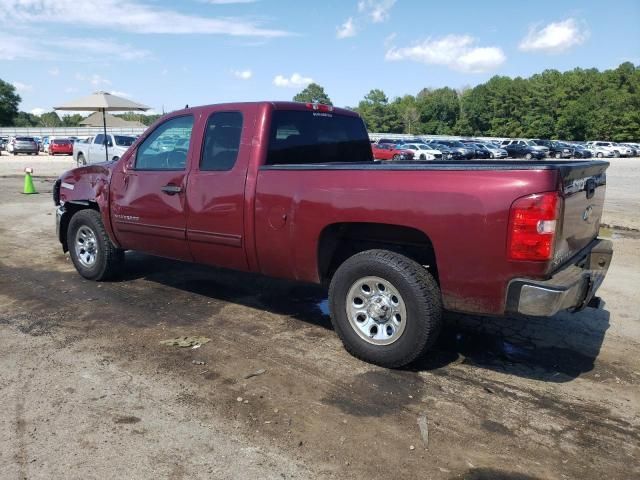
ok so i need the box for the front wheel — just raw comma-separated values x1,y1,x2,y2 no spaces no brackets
67,209,124,281
614,151,620,158
597,152,603,158
392,154,400,161
525,153,533,160
555,152,561,159
77,153,87,167
329,249,442,368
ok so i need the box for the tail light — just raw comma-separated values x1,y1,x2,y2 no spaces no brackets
305,102,333,112
507,192,561,261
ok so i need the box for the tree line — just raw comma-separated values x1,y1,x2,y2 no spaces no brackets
2,62,639,140
293,62,640,141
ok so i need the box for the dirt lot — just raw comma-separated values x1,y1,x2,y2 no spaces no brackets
1,153,639,480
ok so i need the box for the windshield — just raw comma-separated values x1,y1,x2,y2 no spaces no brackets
114,135,136,147
266,110,372,165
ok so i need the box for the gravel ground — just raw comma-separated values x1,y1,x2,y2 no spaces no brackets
0,152,638,479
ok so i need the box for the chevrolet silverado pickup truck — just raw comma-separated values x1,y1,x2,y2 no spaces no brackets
53,101,613,368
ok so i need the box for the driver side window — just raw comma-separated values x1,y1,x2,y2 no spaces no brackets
135,115,194,170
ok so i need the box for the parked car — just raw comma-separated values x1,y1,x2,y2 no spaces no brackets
42,137,52,153
476,143,507,159
74,133,136,165
566,143,592,159
0,136,8,152
9,136,39,155
531,140,570,159
461,141,491,159
425,142,461,160
587,141,627,157
53,101,613,368
73,137,94,166
49,138,74,156
503,142,546,159
613,143,635,157
371,142,414,161
502,140,549,157
396,143,441,160
583,143,614,158
432,140,474,159
376,138,402,146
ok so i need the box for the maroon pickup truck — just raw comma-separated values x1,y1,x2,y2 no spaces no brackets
54,101,612,367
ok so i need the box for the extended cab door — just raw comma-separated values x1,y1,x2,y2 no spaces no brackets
184,107,254,272
109,115,195,260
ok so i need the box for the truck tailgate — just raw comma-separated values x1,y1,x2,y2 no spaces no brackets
554,161,608,268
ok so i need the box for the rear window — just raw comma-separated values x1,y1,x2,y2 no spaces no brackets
114,135,136,147
53,139,71,145
266,110,372,165
16,137,34,141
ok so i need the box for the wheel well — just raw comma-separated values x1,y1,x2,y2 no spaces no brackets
59,201,100,252
318,223,439,285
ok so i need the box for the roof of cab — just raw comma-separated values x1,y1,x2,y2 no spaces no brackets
168,101,359,118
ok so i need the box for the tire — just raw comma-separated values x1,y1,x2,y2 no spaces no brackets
614,151,620,158
597,152,603,158
392,154,400,161
328,249,442,368
77,153,87,167
490,153,494,159
419,154,426,160
525,153,533,160
555,152,561,159
67,209,124,281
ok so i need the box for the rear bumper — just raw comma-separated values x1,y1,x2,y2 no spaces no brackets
506,239,613,317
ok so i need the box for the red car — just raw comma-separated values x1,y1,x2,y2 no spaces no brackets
49,138,73,155
371,142,414,160
53,101,612,368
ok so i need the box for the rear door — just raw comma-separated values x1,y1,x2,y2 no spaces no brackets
184,107,253,272
554,162,609,268
110,115,195,260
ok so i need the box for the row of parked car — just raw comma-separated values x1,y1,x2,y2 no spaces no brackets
0,135,87,156
370,137,640,161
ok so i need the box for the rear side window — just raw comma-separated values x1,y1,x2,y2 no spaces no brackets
200,111,243,171
136,115,194,170
266,110,372,165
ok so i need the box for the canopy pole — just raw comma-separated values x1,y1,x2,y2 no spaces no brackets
103,108,109,163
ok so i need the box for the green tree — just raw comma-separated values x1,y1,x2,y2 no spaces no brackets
356,89,402,132
0,78,21,126
61,113,85,127
293,83,332,105
13,112,38,127
38,111,63,127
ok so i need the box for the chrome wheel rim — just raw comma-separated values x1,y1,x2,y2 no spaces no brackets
75,226,98,268
346,276,407,345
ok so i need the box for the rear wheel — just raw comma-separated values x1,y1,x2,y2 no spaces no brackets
77,153,87,167
329,249,442,368
419,154,426,160
525,153,533,160
67,209,124,281
614,151,620,158
555,152,561,159
392,154,401,161
597,152,603,158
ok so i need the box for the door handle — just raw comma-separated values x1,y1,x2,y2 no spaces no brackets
161,184,182,195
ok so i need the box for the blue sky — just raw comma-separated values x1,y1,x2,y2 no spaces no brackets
1,0,639,115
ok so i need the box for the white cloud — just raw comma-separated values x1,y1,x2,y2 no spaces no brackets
46,37,150,60
201,0,258,3
273,73,314,88
357,0,396,23
90,74,111,86
0,31,149,62
232,69,253,80
336,17,357,39
1,0,291,37
519,18,589,54
30,108,46,116
385,35,506,73
12,81,33,92
48,67,60,76
109,90,132,98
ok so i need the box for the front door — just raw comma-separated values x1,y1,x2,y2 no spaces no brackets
110,115,195,260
